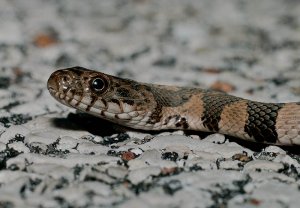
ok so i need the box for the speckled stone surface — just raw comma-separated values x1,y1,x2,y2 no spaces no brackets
0,0,300,207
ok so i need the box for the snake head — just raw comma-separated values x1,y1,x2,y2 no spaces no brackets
47,66,154,126
48,66,110,102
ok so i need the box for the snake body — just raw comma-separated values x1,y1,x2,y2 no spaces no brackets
47,66,300,146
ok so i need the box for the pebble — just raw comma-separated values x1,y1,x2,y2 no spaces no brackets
0,170,42,184
26,163,74,180
250,183,300,207
264,145,286,154
129,148,143,156
0,125,30,143
6,153,121,169
218,160,243,170
25,130,60,146
164,145,191,159
107,166,128,179
7,141,30,153
56,136,80,152
77,142,110,155
185,158,217,170
249,171,296,183
244,160,284,172
0,142,6,152
201,133,226,144
127,166,161,185
273,154,300,168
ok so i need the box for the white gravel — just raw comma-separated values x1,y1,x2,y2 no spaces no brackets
0,0,300,207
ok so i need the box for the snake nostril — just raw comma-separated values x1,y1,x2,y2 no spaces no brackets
75,82,82,89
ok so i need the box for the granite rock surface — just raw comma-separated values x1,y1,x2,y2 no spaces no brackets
0,0,300,207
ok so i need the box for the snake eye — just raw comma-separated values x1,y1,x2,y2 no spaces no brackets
91,78,106,91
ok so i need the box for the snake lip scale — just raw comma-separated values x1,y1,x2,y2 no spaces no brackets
47,66,300,146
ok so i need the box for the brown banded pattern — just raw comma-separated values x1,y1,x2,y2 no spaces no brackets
201,92,242,132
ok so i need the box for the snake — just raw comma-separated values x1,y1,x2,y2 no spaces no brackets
47,66,300,146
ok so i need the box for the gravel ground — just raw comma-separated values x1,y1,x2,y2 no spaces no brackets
1,0,300,207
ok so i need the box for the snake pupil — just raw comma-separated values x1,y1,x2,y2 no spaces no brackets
92,78,105,91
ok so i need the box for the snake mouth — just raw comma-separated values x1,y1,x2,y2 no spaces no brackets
51,88,145,124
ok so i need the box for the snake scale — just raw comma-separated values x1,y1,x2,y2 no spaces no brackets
47,66,300,146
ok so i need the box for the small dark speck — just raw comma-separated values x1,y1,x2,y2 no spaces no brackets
0,201,14,208
0,148,21,170
0,114,32,127
0,77,10,89
101,133,130,145
153,56,176,67
276,40,300,50
55,53,76,68
8,134,25,144
130,46,150,60
116,70,134,78
209,26,223,35
73,165,84,179
107,150,120,157
278,15,298,28
271,94,277,99
278,164,298,178
223,56,258,68
162,180,182,195
2,101,23,111
161,152,178,161
271,77,288,86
